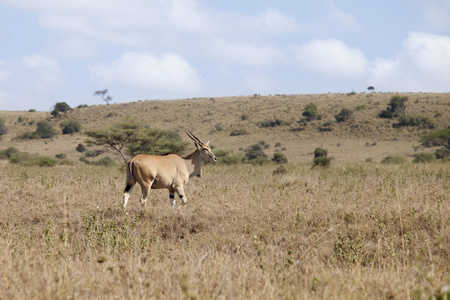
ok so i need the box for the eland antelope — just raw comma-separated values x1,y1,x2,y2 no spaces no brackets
122,130,217,209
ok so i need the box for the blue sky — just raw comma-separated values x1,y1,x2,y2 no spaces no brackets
1,0,450,111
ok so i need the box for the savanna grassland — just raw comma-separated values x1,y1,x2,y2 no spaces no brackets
0,163,448,299
0,93,449,299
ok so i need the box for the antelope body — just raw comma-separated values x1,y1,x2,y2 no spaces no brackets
123,130,217,208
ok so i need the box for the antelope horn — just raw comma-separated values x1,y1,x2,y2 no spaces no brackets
185,129,203,144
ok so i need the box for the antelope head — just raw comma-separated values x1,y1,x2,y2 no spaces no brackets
185,130,217,162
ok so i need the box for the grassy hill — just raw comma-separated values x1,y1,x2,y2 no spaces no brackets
1,92,449,164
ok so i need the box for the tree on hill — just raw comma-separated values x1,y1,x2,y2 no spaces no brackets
379,95,408,119
51,102,71,117
84,119,188,163
94,89,113,105
420,128,450,149
302,103,319,121
367,86,375,93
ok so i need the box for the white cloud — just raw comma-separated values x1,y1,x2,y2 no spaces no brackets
369,32,450,92
89,52,202,92
211,39,285,67
326,1,357,28
253,9,299,34
56,37,96,59
420,0,450,31
295,39,368,78
0,55,63,110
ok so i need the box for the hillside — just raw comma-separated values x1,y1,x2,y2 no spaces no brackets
1,92,449,164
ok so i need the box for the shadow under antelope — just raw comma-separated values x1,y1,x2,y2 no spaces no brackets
122,130,217,209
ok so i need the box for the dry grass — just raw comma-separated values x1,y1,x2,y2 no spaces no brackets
0,162,448,299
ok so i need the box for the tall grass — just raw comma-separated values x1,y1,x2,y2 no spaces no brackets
0,162,448,299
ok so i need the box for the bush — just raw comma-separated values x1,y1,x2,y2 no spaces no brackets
8,151,58,167
61,120,82,134
314,147,328,158
20,120,57,139
394,115,435,129
251,156,270,165
412,152,436,163
381,156,407,164
230,129,248,136
245,144,267,161
220,153,246,165
259,118,291,128
76,143,86,153
0,147,19,160
90,157,117,167
335,108,353,122
55,153,67,159
303,103,318,121
313,157,331,167
420,128,450,149
272,152,288,164
435,148,450,160
379,95,408,119
51,102,71,117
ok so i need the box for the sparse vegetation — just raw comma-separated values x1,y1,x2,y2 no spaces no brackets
259,118,291,128
420,128,450,149
272,152,288,164
20,120,57,139
1,148,58,166
412,152,436,163
394,114,435,129
230,129,248,136
381,155,407,164
0,118,9,137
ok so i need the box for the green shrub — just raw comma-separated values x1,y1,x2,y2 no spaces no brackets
420,128,450,148
435,148,450,160
335,108,353,122
90,157,117,167
259,118,291,128
245,144,267,161
230,129,248,136
379,95,408,118
303,103,318,121
0,147,19,159
51,102,71,117
313,157,331,167
212,149,230,158
394,115,435,129
76,143,86,153
381,156,407,164
412,152,436,163
8,151,58,167
314,147,328,158
272,152,288,164
251,156,270,165
55,153,67,159
220,153,246,165
20,120,57,139
61,120,82,134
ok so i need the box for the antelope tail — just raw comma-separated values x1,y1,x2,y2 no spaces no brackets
124,160,135,193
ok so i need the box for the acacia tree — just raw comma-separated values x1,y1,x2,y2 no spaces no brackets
94,89,113,105
84,119,188,163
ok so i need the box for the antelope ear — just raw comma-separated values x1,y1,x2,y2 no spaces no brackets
206,141,210,146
